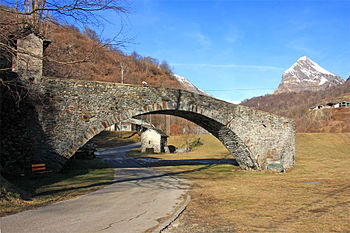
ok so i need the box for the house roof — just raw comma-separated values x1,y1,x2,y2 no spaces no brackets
145,128,168,137
121,118,154,128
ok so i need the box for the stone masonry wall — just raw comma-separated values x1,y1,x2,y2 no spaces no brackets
13,33,44,83
39,77,295,171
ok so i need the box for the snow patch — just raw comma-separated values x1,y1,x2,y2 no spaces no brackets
319,77,328,85
299,56,308,61
284,63,298,75
304,79,317,82
228,100,241,104
308,59,334,76
218,98,241,104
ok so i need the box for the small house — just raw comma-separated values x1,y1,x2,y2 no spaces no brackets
141,128,169,153
340,101,350,108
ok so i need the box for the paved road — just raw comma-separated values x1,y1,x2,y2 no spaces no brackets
0,143,189,233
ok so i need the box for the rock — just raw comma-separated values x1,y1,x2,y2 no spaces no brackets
177,148,186,153
267,163,284,172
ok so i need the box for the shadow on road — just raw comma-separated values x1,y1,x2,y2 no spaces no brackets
34,164,214,197
134,157,239,168
34,143,239,197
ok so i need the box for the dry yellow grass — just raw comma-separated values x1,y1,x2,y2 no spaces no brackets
140,133,350,232
155,134,231,160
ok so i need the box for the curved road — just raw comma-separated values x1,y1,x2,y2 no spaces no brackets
0,143,189,233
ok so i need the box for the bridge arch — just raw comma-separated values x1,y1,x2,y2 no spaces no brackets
40,78,295,171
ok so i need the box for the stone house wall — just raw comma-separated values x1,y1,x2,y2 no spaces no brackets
12,32,49,83
141,129,168,153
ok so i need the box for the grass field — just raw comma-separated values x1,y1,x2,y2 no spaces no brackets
134,133,350,232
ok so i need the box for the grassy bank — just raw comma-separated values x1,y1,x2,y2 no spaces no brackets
1,158,114,217
134,133,350,232
1,130,139,217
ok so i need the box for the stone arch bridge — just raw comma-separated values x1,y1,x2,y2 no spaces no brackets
37,77,295,171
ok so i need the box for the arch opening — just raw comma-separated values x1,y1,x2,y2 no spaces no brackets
73,108,259,170
134,110,260,170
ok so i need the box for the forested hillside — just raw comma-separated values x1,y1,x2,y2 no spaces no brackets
43,24,183,89
241,80,350,132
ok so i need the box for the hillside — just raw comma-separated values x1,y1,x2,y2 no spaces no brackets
43,25,183,89
242,81,350,132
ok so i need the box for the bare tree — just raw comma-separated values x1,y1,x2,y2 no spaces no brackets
159,60,172,75
1,0,128,31
0,0,128,71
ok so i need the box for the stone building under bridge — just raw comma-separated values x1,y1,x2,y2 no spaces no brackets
141,128,169,153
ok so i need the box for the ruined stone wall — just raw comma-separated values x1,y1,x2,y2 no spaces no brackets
39,77,295,171
12,34,44,82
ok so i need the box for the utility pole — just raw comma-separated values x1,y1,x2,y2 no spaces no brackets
121,66,124,84
166,115,170,136
120,62,125,84
120,58,126,84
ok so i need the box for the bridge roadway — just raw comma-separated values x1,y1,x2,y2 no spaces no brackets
0,144,189,233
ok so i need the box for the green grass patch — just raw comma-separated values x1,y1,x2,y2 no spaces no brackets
0,158,114,217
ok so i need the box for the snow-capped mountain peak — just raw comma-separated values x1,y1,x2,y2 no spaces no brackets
173,74,210,96
274,56,345,94
284,56,335,76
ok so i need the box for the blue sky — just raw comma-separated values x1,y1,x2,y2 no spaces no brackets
104,0,350,102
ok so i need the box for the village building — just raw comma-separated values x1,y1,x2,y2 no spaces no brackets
309,101,350,111
141,128,169,153
339,101,350,108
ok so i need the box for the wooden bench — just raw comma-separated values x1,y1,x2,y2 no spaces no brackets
31,164,52,174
